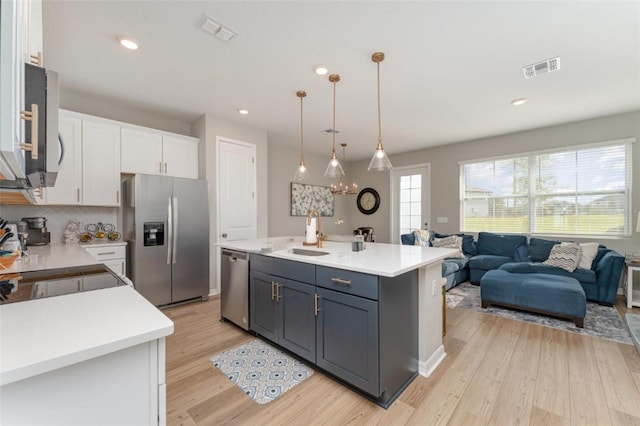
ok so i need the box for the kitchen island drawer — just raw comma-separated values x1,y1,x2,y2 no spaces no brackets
249,254,273,274
316,266,378,300
83,245,126,261
273,258,315,284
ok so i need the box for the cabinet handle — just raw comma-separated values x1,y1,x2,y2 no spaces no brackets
164,162,168,174
314,293,321,316
275,283,282,301
116,190,120,204
30,52,43,66
331,277,352,285
20,104,39,160
97,251,116,256
271,281,276,301
77,188,80,202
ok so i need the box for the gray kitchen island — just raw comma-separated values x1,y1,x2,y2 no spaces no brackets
219,238,455,407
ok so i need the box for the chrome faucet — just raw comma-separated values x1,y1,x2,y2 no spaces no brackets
308,209,322,248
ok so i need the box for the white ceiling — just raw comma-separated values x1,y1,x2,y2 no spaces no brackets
42,1,640,161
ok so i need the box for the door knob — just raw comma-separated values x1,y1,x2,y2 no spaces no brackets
221,233,228,238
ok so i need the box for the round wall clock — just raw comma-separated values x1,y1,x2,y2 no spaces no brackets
357,188,381,215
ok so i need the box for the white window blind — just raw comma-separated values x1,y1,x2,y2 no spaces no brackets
461,140,632,237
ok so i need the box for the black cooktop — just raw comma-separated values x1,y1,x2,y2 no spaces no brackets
0,264,127,305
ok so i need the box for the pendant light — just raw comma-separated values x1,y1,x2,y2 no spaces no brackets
324,74,345,178
368,52,393,171
330,143,358,195
293,90,310,181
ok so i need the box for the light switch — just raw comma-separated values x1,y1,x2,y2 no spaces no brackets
436,217,448,224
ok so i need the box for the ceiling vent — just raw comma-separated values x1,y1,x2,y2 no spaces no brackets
200,15,237,41
523,57,560,79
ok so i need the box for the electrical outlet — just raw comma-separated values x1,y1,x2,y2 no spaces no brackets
432,279,438,296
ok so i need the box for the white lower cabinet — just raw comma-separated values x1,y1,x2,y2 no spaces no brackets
1,338,167,426
83,243,127,276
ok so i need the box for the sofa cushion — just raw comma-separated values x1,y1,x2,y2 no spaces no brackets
400,233,415,245
528,237,560,262
544,243,581,272
468,254,514,271
498,262,597,284
442,257,469,276
433,232,476,256
476,232,527,258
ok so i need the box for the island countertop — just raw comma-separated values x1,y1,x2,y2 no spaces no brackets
219,237,456,277
1,243,102,274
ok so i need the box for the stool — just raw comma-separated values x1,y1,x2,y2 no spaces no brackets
480,270,586,328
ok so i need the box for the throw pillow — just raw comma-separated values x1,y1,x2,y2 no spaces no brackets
413,229,431,247
431,235,464,258
543,243,582,272
560,241,599,269
577,242,599,269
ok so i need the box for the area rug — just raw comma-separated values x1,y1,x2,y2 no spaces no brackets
210,339,314,404
447,282,633,344
626,314,640,354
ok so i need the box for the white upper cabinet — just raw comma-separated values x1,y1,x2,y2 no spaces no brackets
121,128,199,179
46,113,82,205
120,128,163,175
162,135,198,179
82,120,121,206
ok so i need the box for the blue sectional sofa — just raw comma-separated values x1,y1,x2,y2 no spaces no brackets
401,231,625,305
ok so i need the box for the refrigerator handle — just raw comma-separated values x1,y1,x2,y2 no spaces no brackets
172,196,178,264
167,196,173,265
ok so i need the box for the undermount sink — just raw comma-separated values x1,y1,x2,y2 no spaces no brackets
290,248,329,256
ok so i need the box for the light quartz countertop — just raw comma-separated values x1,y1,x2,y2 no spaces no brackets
2,244,99,274
219,237,456,277
0,241,172,386
0,285,174,386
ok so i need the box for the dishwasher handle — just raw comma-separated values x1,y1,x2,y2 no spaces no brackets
222,249,248,261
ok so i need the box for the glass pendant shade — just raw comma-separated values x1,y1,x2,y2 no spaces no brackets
294,157,309,181
368,141,393,171
324,150,344,177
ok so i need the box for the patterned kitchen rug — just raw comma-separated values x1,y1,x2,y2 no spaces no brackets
447,281,633,345
210,339,314,404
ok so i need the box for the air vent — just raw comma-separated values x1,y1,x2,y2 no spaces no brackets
523,57,561,79
321,129,340,134
200,15,237,41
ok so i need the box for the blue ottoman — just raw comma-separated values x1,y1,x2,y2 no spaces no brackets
480,270,586,328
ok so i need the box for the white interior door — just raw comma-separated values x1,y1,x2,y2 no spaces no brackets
390,164,430,244
217,137,257,242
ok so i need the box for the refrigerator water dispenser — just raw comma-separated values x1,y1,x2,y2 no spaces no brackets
143,223,164,246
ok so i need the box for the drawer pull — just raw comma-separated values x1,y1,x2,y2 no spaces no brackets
271,281,276,301
97,251,116,256
331,277,352,285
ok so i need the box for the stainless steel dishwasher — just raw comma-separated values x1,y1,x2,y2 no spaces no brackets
220,249,249,330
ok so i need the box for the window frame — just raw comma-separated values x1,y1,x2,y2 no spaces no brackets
459,138,634,238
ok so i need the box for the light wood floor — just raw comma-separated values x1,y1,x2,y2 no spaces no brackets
164,296,640,425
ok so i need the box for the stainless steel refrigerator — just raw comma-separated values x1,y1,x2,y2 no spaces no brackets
122,174,209,306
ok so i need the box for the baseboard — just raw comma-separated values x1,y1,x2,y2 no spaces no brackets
419,344,446,377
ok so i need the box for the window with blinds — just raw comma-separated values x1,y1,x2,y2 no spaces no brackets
460,139,633,237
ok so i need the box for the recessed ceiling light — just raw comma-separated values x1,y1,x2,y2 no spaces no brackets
117,36,139,50
511,98,527,106
237,109,249,115
314,65,328,76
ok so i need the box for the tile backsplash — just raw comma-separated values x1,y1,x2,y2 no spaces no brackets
0,205,118,243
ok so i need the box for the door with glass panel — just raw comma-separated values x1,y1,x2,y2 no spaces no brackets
390,165,430,244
